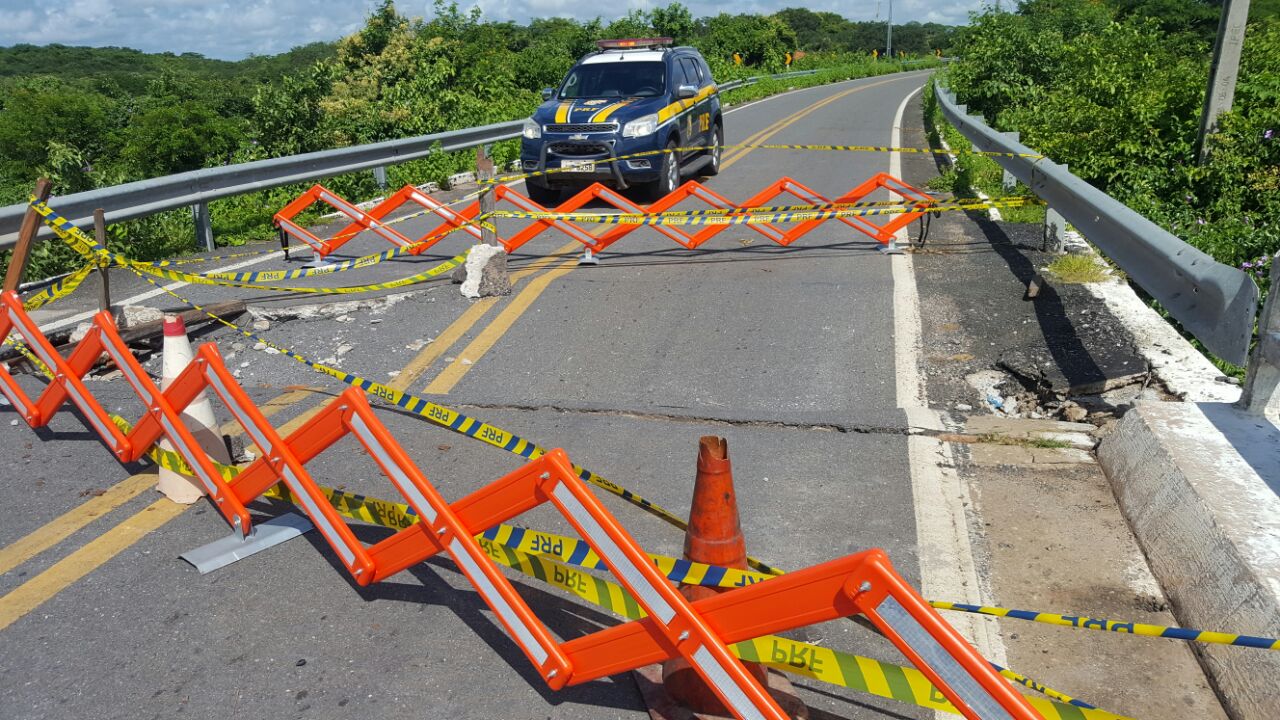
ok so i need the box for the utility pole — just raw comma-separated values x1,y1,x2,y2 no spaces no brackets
1196,0,1251,163
886,0,893,60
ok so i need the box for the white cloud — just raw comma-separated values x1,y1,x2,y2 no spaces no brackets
0,0,980,60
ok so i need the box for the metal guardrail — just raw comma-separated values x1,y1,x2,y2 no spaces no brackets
0,68,843,250
0,120,524,248
933,80,1260,366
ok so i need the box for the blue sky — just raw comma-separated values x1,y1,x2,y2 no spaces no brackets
0,0,986,60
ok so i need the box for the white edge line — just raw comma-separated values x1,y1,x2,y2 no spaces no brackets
888,84,1010,681
37,249,286,334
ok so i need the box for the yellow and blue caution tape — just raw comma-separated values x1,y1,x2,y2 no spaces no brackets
930,602,1280,651
484,143,1046,186
20,262,96,311
485,196,1040,227
49,215,1275,663
250,479,1121,718
32,201,472,296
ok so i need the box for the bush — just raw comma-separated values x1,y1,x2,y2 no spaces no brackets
945,0,1280,368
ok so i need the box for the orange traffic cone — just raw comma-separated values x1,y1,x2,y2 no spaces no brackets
662,436,769,713
155,314,230,503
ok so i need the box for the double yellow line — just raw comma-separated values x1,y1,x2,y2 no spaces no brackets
0,73,907,634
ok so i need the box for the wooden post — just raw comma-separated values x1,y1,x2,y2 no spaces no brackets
3,178,54,293
93,209,112,313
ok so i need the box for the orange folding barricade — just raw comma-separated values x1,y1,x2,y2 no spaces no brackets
273,183,418,256
0,288,1042,719
273,174,938,261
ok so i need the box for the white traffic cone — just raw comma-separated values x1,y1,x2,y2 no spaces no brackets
156,314,231,504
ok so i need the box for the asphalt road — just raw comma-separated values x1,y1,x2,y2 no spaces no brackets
1,70,957,720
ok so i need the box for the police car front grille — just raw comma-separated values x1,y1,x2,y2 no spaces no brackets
545,123,618,134
548,142,610,157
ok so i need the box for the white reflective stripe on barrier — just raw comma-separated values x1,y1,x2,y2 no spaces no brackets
0,374,25,412
449,536,551,666
877,595,1015,720
9,311,56,368
204,367,274,459
280,465,357,566
408,189,483,240
320,191,409,247
349,413,438,524
277,217,325,251
550,482,676,625
691,645,767,720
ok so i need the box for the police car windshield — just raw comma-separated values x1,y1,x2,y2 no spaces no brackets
559,62,666,99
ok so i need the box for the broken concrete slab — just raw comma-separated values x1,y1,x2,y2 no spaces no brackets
969,443,1094,466
999,342,1147,396
460,244,511,298
1098,401,1280,720
965,415,1096,437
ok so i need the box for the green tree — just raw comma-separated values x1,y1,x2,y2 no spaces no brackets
0,79,116,191
652,3,696,43
117,101,244,176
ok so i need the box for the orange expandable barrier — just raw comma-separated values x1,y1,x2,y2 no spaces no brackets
0,290,1041,720
273,174,936,259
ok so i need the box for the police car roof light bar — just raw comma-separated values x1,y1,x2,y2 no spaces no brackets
596,37,672,50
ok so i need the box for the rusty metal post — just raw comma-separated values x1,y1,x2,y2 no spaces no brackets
93,209,112,313
3,178,53,293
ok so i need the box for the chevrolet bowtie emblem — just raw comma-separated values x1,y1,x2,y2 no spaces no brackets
569,133,588,140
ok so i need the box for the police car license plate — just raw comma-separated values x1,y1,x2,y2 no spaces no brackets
562,160,595,172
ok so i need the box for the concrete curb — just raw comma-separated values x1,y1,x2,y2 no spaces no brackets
1097,401,1280,720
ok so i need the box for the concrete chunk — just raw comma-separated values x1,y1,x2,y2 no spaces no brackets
1098,401,1280,720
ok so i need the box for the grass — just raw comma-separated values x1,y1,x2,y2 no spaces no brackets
921,80,1046,225
1044,253,1111,284
977,433,1073,449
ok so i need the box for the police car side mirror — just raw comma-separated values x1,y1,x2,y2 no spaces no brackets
541,88,555,101
676,84,698,99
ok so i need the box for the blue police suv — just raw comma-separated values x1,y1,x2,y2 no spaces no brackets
520,38,723,204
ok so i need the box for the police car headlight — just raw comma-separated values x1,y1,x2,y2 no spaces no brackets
622,114,658,138
522,119,541,140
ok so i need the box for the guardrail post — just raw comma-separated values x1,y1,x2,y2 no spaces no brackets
93,209,112,314
3,178,53,293
1238,252,1279,417
1001,132,1020,192
191,202,215,252
372,165,387,191
1041,163,1068,254
1043,207,1067,254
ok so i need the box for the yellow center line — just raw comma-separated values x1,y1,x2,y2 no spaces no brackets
419,224,613,395
720,76,902,168
0,239,589,629
422,256,581,394
389,239,582,392
0,387,316,579
0,498,182,632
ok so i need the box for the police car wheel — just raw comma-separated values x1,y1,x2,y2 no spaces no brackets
705,124,723,177
526,182,560,207
659,140,680,195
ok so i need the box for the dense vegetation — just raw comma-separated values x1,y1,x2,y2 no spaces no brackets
0,1,940,280
939,0,1278,366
